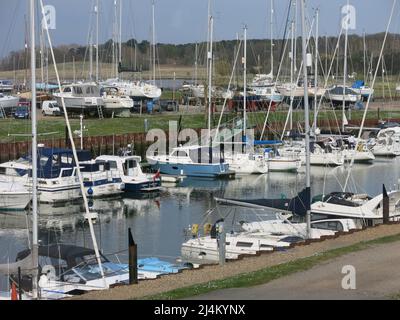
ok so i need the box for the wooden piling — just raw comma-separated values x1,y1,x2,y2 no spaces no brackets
128,228,138,284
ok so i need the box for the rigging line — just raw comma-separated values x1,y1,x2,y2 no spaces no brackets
313,27,344,134
39,0,107,288
277,0,293,66
279,16,316,140
344,0,397,191
212,39,242,143
259,24,290,140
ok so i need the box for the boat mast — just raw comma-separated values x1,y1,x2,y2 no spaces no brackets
290,20,294,131
313,8,319,132
152,0,156,84
293,0,297,75
206,0,211,88
113,0,118,78
30,0,39,300
270,0,274,76
243,25,247,139
363,30,366,82
119,0,122,69
300,0,311,239
89,33,93,81
342,0,349,133
207,16,214,141
95,0,99,81
194,42,198,86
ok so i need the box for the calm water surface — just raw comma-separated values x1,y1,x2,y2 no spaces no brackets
1,157,400,290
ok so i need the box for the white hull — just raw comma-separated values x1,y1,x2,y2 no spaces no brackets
0,191,31,211
0,95,19,109
224,153,267,174
343,149,375,162
267,157,301,172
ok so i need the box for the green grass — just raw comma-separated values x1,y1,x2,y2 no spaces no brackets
142,233,400,300
2,109,400,143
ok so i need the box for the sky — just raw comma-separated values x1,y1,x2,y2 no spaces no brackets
0,0,398,58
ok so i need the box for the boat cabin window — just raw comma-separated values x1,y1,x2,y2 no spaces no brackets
171,150,188,158
312,221,344,232
235,242,253,248
73,86,83,95
63,87,72,93
123,159,137,175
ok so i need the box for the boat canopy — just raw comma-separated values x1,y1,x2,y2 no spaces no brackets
351,80,365,89
254,140,283,145
216,188,310,216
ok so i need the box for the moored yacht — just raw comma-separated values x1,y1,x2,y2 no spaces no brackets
95,154,161,193
147,145,233,179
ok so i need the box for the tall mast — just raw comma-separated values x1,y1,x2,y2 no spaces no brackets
290,20,294,130
300,0,311,239
30,0,39,299
243,26,247,139
293,0,297,74
270,0,274,76
113,0,118,78
363,30,366,82
207,16,214,140
89,33,93,81
313,9,319,132
342,0,349,132
95,0,99,81
152,0,156,83
206,0,211,87
119,0,122,66
194,42,198,86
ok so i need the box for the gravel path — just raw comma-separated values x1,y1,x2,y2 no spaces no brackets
73,223,400,300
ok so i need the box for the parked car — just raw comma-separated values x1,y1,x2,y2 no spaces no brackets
14,103,30,119
159,100,178,112
42,100,62,116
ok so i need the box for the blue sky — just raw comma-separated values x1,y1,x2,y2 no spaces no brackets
0,0,398,58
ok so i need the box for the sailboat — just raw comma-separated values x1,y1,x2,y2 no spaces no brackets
103,0,161,101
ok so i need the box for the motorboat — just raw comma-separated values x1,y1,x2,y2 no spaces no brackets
324,85,361,107
181,230,302,265
95,155,161,193
240,218,360,239
147,145,233,179
0,80,14,92
53,82,104,115
0,180,31,211
78,151,125,198
311,189,400,223
100,86,133,117
102,78,162,100
0,93,19,117
369,127,400,157
0,148,82,203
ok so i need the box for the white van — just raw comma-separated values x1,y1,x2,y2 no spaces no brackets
42,100,62,116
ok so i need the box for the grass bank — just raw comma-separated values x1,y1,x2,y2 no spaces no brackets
144,233,400,300
1,109,400,143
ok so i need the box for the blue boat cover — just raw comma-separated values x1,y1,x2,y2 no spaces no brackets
351,80,365,89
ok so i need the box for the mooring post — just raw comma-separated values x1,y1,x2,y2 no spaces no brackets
18,266,22,300
218,222,226,266
383,184,389,224
128,228,138,284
